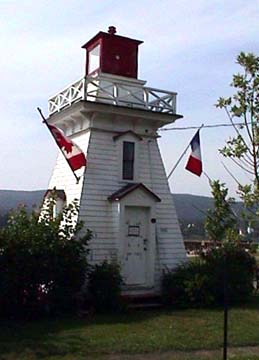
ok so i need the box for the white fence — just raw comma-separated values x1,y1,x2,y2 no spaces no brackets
48,76,177,115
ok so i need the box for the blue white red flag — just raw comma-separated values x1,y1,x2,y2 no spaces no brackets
185,130,202,176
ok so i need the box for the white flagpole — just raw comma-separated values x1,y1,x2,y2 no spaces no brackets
167,124,204,180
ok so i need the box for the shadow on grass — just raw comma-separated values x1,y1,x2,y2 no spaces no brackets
0,309,212,357
0,295,259,359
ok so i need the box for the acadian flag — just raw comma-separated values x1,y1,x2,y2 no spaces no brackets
185,129,202,176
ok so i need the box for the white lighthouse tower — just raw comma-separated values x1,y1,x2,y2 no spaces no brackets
46,27,186,295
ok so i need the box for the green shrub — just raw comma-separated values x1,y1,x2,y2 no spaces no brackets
249,243,258,254
0,200,91,319
87,260,123,313
162,258,214,308
162,243,256,308
202,243,256,304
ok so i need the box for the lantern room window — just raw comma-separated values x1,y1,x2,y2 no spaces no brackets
123,141,135,180
88,44,100,74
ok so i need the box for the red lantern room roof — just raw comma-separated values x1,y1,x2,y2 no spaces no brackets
82,26,143,79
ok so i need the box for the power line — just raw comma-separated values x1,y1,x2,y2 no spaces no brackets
159,121,252,131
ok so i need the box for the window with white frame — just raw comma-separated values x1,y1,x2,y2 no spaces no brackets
43,189,66,219
88,44,100,74
122,141,135,180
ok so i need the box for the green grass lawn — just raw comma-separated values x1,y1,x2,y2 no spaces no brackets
1,298,259,360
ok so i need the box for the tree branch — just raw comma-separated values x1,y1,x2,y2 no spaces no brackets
230,157,255,175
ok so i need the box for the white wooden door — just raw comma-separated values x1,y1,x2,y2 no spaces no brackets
123,206,149,285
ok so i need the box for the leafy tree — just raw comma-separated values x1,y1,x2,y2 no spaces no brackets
216,52,259,217
0,199,91,319
0,213,8,228
205,180,238,243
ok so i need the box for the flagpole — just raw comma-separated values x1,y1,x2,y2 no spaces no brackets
167,124,204,180
223,251,228,360
204,167,228,360
203,171,212,185
167,141,192,180
37,107,80,184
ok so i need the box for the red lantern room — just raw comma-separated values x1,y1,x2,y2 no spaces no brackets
82,26,143,79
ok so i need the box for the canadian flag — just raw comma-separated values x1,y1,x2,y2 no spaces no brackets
48,124,87,172
185,130,202,176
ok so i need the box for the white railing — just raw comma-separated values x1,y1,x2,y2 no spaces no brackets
48,76,177,115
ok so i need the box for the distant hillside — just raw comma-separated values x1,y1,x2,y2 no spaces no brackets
0,190,243,226
0,190,45,214
173,193,243,224
173,194,214,223
0,190,44,226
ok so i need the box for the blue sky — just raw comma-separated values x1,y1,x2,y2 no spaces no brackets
0,0,259,197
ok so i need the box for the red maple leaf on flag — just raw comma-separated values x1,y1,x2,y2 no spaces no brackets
39,107,87,180
51,126,73,154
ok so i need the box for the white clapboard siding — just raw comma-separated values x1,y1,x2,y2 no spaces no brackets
74,128,186,290
141,138,186,289
78,130,120,264
47,96,186,294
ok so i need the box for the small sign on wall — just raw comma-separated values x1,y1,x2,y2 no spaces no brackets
128,225,140,236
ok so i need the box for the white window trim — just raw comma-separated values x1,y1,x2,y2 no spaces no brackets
117,135,140,183
88,43,101,74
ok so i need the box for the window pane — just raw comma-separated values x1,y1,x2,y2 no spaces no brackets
88,44,100,73
123,142,134,180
